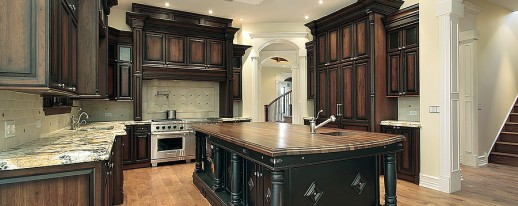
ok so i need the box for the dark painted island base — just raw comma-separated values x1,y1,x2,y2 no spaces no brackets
193,131,402,206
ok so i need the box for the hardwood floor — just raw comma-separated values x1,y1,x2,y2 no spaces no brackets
123,163,518,206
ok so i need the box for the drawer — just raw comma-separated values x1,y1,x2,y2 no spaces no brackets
133,124,150,133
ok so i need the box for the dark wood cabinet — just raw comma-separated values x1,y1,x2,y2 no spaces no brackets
245,160,273,206
385,5,419,97
232,44,251,101
108,28,133,101
306,0,401,132
381,125,420,184
166,35,186,65
306,42,315,100
123,124,151,169
144,32,165,65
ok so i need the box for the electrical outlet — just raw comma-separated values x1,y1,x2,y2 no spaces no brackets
105,113,112,117
409,111,417,116
429,106,440,113
35,119,41,128
5,120,15,138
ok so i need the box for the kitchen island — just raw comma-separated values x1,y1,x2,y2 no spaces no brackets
192,122,404,206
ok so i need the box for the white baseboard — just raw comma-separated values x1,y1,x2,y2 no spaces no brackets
419,174,440,191
478,154,488,166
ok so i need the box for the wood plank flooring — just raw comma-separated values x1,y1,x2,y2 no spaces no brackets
122,163,518,206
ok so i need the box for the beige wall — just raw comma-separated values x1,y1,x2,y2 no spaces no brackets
402,0,419,9
471,0,518,155
108,8,131,31
0,91,79,151
419,0,441,177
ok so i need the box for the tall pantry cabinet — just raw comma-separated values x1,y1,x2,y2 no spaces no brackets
306,0,402,132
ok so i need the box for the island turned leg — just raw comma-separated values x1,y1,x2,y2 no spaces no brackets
212,146,224,192
230,153,243,206
384,153,397,206
271,170,285,206
195,133,204,173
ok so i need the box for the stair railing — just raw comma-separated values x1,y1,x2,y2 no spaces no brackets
264,90,292,122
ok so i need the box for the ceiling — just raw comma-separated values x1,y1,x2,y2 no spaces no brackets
489,0,518,11
115,0,357,26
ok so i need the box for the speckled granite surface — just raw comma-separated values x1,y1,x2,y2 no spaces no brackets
0,121,149,171
380,120,421,128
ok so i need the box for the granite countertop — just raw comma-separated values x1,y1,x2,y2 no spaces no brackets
220,117,252,122
380,120,421,128
193,122,404,157
0,121,148,171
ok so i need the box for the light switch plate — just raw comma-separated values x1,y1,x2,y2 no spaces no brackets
409,111,418,116
429,106,440,113
5,120,15,138
105,113,112,117
35,119,41,128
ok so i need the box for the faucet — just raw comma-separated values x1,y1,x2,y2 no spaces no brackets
309,110,336,134
71,108,89,130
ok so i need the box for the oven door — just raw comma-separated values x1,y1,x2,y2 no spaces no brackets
151,131,189,160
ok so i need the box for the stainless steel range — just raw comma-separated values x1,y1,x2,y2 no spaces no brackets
150,118,221,166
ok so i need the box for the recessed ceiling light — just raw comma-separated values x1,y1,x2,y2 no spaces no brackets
240,18,244,21
209,10,213,14
319,0,323,4
165,2,170,7
304,15,309,20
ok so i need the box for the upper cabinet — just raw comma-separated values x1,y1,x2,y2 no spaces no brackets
385,5,419,97
341,19,369,62
108,27,133,101
306,42,315,100
232,44,252,101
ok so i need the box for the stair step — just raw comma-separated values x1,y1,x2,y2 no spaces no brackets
500,132,518,143
495,142,518,155
510,113,518,122
514,105,518,113
490,152,518,167
505,122,518,133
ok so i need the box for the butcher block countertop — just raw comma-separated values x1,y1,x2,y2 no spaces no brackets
193,122,404,157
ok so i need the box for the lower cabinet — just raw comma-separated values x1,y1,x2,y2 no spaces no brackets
0,136,124,206
245,160,273,206
381,125,420,184
122,124,152,169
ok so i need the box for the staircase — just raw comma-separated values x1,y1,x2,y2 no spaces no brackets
490,101,518,167
264,90,292,123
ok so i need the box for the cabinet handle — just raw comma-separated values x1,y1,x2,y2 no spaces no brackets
398,92,402,95
336,104,342,117
402,46,406,49
402,92,406,95
350,57,354,61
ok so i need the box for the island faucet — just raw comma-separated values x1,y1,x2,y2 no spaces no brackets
309,110,336,134
71,108,89,130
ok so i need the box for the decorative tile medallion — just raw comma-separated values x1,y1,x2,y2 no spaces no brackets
351,173,367,194
304,181,324,205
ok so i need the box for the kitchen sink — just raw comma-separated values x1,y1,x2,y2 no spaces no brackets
319,131,349,137
78,126,115,132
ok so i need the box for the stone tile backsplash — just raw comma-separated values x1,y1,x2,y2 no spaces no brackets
80,100,133,122
397,96,420,122
142,80,220,120
0,91,78,151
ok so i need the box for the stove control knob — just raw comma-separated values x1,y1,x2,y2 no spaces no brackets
180,126,184,130
173,125,177,129
162,126,165,129
155,126,159,130
168,126,171,129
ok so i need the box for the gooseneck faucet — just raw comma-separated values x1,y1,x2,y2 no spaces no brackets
71,108,89,130
309,110,336,134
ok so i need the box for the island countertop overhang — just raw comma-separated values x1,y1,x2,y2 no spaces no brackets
192,122,405,157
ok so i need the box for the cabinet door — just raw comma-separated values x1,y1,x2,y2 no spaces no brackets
398,127,420,183
403,48,419,95
341,24,353,61
317,68,328,118
70,19,78,90
355,60,369,121
341,63,354,121
0,0,47,86
122,127,133,165
118,45,132,63
262,167,272,206
328,65,339,118
188,38,207,67
117,63,132,100
60,3,72,88
328,29,340,64
317,33,327,66
233,70,242,100
245,162,260,206
144,32,165,65
307,68,315,100
50,0,61,85
113,136,124,205
387,30,401,53
387,52,401,96
355,19,369,59
134,133,151,163
166,35,186,65
403,25,418,49
207,40,224,69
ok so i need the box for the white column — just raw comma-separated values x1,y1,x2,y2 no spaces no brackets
437,0,464,193
251,56,261,122
296,52,308,125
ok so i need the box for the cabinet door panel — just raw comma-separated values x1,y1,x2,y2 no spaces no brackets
329,66,339,117
387,52,401,96
341,64,353,120
189,38,206,66
318,69,328,117
117,63,132,100
355,19,369,58
50,0,60,84
122,127,132,164
308,68,315,100
341,24,353,61
166,35,185,65
387,30,401,52
262,167,272,206
135,133,150,163
60,6,70,86
233,70,242,100
398,128,417,177
317,34,327,65
355,61,368,121
207,40,224,68
71,20,77,88
403,25,418,48
328,29,339,63
404,49,419,95
144,33,164,64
